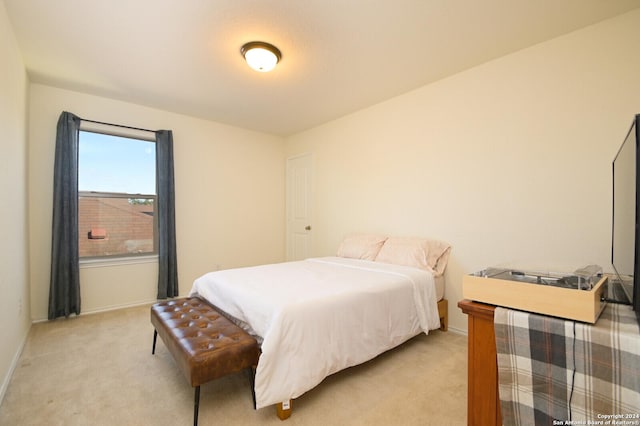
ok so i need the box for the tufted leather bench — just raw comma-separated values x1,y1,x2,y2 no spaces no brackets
151,297,260,426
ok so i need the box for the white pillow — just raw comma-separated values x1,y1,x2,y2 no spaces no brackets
375,237,451,275
336,233,388,261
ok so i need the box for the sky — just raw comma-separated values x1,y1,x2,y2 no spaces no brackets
78,131,156,195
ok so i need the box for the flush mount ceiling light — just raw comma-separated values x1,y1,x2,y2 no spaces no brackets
241,41,281,72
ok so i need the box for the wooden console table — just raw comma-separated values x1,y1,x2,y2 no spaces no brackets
457,299,501,426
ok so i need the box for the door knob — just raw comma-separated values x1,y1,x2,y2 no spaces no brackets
305,225,311,231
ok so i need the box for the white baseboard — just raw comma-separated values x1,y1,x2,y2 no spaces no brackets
80,299,157,316
447,325,468,336
0,325,30,406
32,299,157,323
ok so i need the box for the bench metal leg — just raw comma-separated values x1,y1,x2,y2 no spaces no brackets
247,367,257,409
194,386,200,426
152,329,158,354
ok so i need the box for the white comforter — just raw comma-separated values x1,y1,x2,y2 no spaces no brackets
189,256,440,409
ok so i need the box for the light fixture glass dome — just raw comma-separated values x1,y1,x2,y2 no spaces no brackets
241,41,281,72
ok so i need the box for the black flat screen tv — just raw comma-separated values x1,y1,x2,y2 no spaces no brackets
611,114,640,325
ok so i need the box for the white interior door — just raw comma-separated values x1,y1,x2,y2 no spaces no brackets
286,153,313,261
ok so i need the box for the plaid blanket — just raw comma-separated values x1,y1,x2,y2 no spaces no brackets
494,303,640,426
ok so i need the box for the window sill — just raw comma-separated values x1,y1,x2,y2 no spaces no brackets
80,254,158,269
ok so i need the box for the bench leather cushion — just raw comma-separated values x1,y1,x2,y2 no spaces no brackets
151,298,259,387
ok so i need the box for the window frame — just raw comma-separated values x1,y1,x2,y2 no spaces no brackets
77,126,158,262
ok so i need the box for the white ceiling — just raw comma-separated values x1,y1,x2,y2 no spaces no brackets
5,0,640,136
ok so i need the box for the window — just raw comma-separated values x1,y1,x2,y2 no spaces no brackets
78,129,157,258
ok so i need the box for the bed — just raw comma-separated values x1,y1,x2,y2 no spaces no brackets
188,234,451,415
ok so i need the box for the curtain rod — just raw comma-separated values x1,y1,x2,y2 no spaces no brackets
80,117,158,134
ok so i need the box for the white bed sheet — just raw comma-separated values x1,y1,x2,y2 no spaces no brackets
189,256,440,409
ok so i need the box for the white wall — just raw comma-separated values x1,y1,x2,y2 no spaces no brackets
28,85,286,321
0,0,30,402
285,9,640,333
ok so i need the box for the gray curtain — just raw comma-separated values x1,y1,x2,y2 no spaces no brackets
48,111,82,319
156,130,179,298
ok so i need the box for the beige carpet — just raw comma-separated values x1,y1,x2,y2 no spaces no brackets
0,304,467,425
